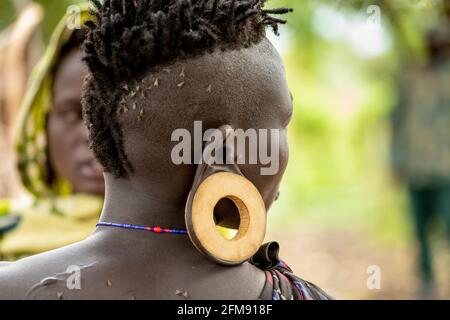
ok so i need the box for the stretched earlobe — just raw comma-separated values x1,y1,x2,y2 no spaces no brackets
184,125,267,266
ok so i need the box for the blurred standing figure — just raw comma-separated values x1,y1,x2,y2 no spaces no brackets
0,3,43,198
391,22,450,298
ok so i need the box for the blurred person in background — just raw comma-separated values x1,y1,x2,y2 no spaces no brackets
0,3,43,198
391,16,450,298
0,3,104,260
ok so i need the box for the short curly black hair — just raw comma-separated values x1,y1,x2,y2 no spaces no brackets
82,0,292,178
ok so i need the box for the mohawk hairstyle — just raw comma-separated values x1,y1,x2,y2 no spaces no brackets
82,0,292,178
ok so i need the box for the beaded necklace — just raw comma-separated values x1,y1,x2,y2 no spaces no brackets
96,221,188,235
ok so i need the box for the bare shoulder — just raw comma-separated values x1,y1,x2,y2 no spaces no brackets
0,239,100,299
0,259,36,299
176,261,267,300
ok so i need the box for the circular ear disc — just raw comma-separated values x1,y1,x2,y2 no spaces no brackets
185,172,267,266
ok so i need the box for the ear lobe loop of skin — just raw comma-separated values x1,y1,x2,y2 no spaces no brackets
185,125,267,266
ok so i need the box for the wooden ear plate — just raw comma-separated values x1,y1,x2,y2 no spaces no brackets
185,172,266,266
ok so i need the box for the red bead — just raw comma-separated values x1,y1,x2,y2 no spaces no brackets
154,226,162,233
165,228,169,233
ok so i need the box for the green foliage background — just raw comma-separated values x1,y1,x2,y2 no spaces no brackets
0,0,80,39
264,0,446,246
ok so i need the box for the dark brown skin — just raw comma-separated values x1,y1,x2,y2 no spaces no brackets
0,38,292,299
48,48,104,196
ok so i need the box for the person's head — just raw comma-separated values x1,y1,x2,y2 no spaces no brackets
82,0,292,212
426,28,450,61
16,4,105,198
47,29,104,196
